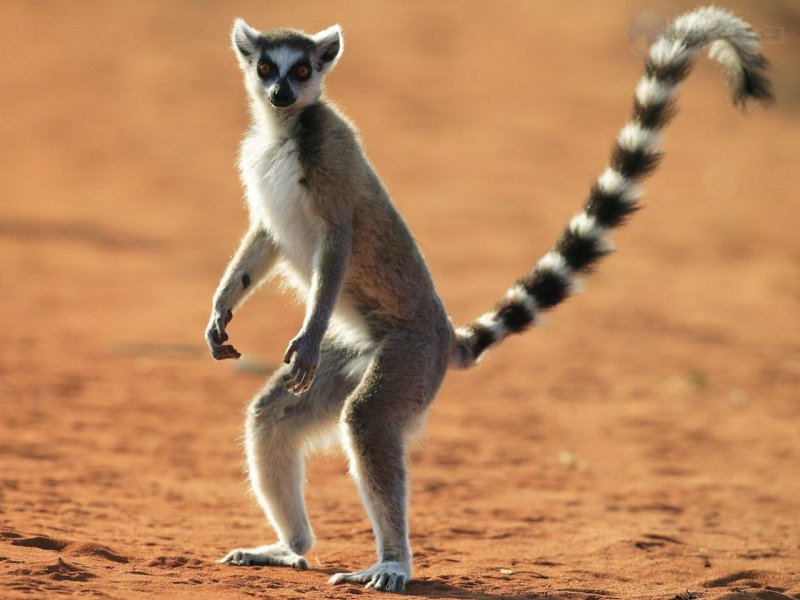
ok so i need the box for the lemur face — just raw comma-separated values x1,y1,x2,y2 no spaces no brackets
232,21,343,111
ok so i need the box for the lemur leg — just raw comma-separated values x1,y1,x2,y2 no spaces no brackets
221,338,369,568
206,223,279,360
329,326,450,592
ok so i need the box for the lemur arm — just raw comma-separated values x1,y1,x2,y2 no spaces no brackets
283,219,353,394
206,222,280,360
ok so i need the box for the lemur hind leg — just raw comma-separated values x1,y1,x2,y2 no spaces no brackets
221,337,368,569
330,324,450,592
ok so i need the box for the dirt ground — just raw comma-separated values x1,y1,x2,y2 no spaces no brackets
1,1,799,599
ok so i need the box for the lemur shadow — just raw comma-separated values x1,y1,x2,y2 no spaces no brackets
405,579,570,599
317,569,571,599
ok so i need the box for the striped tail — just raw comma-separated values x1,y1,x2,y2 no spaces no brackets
450,6,773,369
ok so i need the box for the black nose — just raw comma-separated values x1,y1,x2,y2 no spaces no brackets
269,79,295,107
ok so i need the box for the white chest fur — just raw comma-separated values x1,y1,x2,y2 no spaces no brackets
240,133,320,279
238,128,371,343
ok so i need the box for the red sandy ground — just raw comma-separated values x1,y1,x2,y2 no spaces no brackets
1,2,799,599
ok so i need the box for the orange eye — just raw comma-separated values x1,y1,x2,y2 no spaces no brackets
257,62,271,76
296,65,310,78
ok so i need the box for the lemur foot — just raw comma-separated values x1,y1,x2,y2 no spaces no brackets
219,543,309,569
328,560,410,592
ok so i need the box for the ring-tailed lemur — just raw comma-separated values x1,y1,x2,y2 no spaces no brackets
207,7,771,593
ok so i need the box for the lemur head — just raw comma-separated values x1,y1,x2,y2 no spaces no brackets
232,20,343,112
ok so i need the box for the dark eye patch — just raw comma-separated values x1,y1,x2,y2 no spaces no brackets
256,58,277,80
290,60,312,81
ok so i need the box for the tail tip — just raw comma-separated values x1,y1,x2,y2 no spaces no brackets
704,26,775,109
734,61,775,108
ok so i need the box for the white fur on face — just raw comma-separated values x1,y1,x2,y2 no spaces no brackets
267,48,306,78
233,24,343,115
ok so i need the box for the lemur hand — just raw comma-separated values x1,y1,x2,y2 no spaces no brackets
206,308,241,360
283,331,321,395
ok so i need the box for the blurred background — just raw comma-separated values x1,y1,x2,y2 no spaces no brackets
1,1,798,598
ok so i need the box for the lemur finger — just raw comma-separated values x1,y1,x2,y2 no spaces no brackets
300,364,317,389
368,573,389,590
297,372,312,391
291,363,308,383
214,316,229,343
295,369,312,391
282,366,298,383
206,326,221,345
302,359,317,380
285,377,304,395
292,373,310,393
282,369,302,390
213,344,241,360
283,342,298,364
285,363,314,394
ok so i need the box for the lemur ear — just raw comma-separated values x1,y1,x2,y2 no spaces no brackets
312,25,344,71
231,18,260,64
